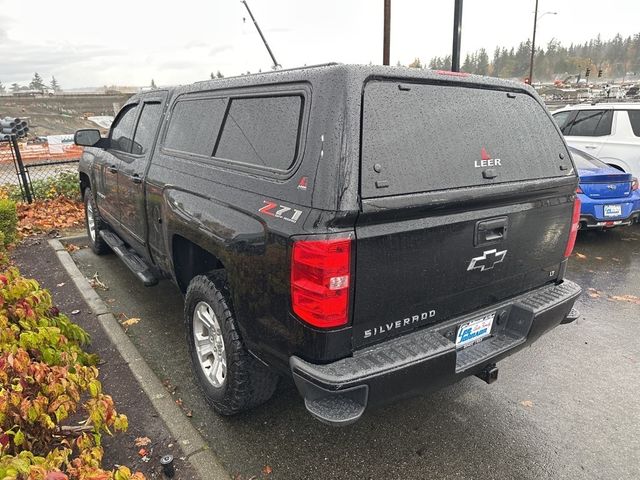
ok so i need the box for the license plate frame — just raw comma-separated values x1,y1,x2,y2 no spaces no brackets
456,312,495,349
604,204,622,217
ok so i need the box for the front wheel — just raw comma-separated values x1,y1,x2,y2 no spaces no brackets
185,272,279,415
84,188,110,255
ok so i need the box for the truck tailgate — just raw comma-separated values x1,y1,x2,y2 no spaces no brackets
352,78,577,349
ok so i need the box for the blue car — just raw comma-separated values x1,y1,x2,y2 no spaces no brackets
570,147,640,229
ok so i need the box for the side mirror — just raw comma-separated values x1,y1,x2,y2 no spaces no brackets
74,129,102,147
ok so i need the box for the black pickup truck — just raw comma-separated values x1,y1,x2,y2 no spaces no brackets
75,64,582,426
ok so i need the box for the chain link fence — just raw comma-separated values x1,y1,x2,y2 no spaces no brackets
0,139,81,202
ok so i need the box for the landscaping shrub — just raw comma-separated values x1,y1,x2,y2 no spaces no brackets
0,171,80,204
0,199,18,248
30,172,81,202
0,265,144,479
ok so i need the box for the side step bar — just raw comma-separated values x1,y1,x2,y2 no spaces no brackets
99,230,158,286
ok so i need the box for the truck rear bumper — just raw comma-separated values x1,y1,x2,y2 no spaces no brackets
290,280,582,426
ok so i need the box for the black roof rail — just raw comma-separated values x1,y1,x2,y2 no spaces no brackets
194,62,341,84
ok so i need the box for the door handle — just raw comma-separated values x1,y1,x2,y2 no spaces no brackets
131,174,142,184
107,165,118,174
475,217,508,246
584,145,597,149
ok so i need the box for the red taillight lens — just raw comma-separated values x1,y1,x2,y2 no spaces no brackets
576,185,583,194
632,177,639,191
564,197,581,258
291,236,352,328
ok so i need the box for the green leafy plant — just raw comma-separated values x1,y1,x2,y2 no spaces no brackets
0,266,144,479
1,171,80,204
0,199,18,248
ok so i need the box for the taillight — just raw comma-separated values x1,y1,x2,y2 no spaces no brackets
564,196,581,258
632,177,639,191
576,185,583,194
291,235,352,328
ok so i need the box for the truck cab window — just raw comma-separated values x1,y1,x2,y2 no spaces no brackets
132,102,163,155
110,104,139,153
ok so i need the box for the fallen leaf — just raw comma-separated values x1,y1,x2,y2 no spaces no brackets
186,410,193,418
89,272,108,290
595,256,603,260
262,465,273,475
574,253,587,259
56,282,66,287
71,309,80,315
65,243,80,253
610,295,640,305
134,436,151,447
138,448,148,457
121,317,141,327
520,400,534,408
587,288,600,298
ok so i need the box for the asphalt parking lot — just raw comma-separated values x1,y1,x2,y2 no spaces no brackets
69,226,640,480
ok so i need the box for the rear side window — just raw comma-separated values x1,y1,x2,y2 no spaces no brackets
627,111,640,136
361,81,571,198
565,109,613,137
215,96,302,170
164,98,226,156
110,104,139,153
553,110,576,134
132,102,163,155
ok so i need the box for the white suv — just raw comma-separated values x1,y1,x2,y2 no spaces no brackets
552,103,640,177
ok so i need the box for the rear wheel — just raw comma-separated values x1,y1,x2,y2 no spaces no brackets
185,272,279,415
84,188,110,255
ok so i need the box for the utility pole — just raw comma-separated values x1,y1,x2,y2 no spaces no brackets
241,0,280,69
383,0,391,65
528,0,539,84
451,0,463,71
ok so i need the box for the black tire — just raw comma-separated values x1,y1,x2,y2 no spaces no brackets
84,187,110,255
184,272,279,415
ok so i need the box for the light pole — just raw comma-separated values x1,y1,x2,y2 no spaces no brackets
527,2,557,85
383,0,391,65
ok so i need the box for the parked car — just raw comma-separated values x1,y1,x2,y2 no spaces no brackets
552,103,640,178
74,64,582,426
569,147,640,228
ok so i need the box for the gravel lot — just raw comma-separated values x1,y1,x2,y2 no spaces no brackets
69,226,640,480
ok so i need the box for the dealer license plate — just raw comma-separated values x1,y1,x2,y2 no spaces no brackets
604,204,622,217
456,312,495,348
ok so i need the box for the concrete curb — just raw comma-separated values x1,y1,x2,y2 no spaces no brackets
49,239,229,480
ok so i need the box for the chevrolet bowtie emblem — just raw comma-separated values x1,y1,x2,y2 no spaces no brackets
467,249,507,272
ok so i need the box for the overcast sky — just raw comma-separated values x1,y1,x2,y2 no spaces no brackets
0,0,637,89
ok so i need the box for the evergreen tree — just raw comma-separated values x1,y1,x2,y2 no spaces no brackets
151,79,157,88
216,70,224,78
11,83,20,93
50,76,61,92
29,73,45,91
477,48,490,76
408,58,423,69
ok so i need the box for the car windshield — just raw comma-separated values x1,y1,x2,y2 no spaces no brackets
569,147,610,170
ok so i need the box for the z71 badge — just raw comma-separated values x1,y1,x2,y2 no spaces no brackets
259,201,303,223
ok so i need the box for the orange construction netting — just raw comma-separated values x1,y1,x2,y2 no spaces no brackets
0,142,84,165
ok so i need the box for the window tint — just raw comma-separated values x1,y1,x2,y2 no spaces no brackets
627,110,640,136
111,104,139,152
164,98,226,156
553,111,575,134
361,81,571,198
215,96,302,170
567,110,612,137
131,103,163,155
